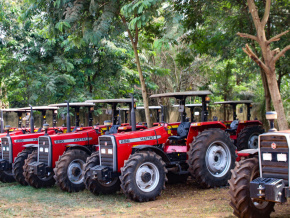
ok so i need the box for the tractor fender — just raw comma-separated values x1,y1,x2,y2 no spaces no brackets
236,149,258,161
132,145,171,163
23,144,38,148
238,148,258,155
65,144,92,155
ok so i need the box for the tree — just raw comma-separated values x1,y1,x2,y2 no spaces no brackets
120,0,164,127
237,0,289,130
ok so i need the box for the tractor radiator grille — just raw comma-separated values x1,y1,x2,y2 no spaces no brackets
38,136,50,165
1,137,12,163
99,136,115,170
260,135,289,185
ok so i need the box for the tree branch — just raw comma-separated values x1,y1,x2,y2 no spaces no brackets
261,0,271,27
247,0,261,30
120,15,134,44
268,30,289,43
134,14,138,44
242,44,268,71
237,32,258,41
273,45,290,63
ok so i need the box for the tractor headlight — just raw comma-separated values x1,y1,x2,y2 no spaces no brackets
2,147,5,151
277,153,287,162
45,148,48,153
101,148,106,154
40,147,44,152
263,153,272,161
108,149,113,154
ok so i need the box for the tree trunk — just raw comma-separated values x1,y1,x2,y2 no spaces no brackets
132,43,152,128
264,65,288,130
260,69,271,111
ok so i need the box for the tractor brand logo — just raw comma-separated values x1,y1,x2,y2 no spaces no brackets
271,142,277,149
105,142,107,146
43,141,45,145
54,137,93,144
119,135,162,144
14,138,38,143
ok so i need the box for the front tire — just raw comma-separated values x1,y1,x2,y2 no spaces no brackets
236,125,264,150
53,149,89,193
228,157,275,217
187,129,236,188
120,151,167,202
13,148,33,186
83,152,120,195
23,150,55,188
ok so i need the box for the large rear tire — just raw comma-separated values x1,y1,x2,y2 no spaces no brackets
187,129,236,188
120,151,167,202
54,149,89,192
236,125,264,150
13,148,33,186
228,157,275,217
23,150,55,188
83,152,120,195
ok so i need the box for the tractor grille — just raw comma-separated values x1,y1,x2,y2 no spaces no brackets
99,136,116,170
260,134,289,185
38,136,50,165
1,137,12,163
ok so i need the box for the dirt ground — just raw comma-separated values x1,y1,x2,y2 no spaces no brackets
0,179,289,217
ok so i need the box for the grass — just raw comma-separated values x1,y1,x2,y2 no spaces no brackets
0,180,289,217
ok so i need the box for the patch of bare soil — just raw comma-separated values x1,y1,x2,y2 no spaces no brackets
68,178,290,217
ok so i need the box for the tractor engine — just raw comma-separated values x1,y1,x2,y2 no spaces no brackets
90,126,169,181
250,130,290,203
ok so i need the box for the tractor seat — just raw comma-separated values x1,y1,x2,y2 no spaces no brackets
109,125,120,134
230,120,239,130
225,120,239,134
168,122,190,141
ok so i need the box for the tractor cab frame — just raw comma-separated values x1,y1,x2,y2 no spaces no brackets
0,108,28,133
173,103,202,122
85,99,147,133
136,105,164,125
48,102,95,132
214,100,264,150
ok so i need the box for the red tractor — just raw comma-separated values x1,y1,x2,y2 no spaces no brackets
214,100,264,150
229,111,290,217
0,105,59,184
23,99,146,192
83,91,236,202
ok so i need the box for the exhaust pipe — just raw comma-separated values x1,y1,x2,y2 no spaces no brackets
29,105,34,133
130,94,136,131
65,100,71,133
0,110,4,133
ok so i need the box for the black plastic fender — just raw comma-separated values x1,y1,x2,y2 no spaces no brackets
65,144,92,155
132,145,171,163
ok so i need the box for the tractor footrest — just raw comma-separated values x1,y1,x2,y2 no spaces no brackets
250,177,287,203
90,165,114,182
0,159,11,171
28,162,49,177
